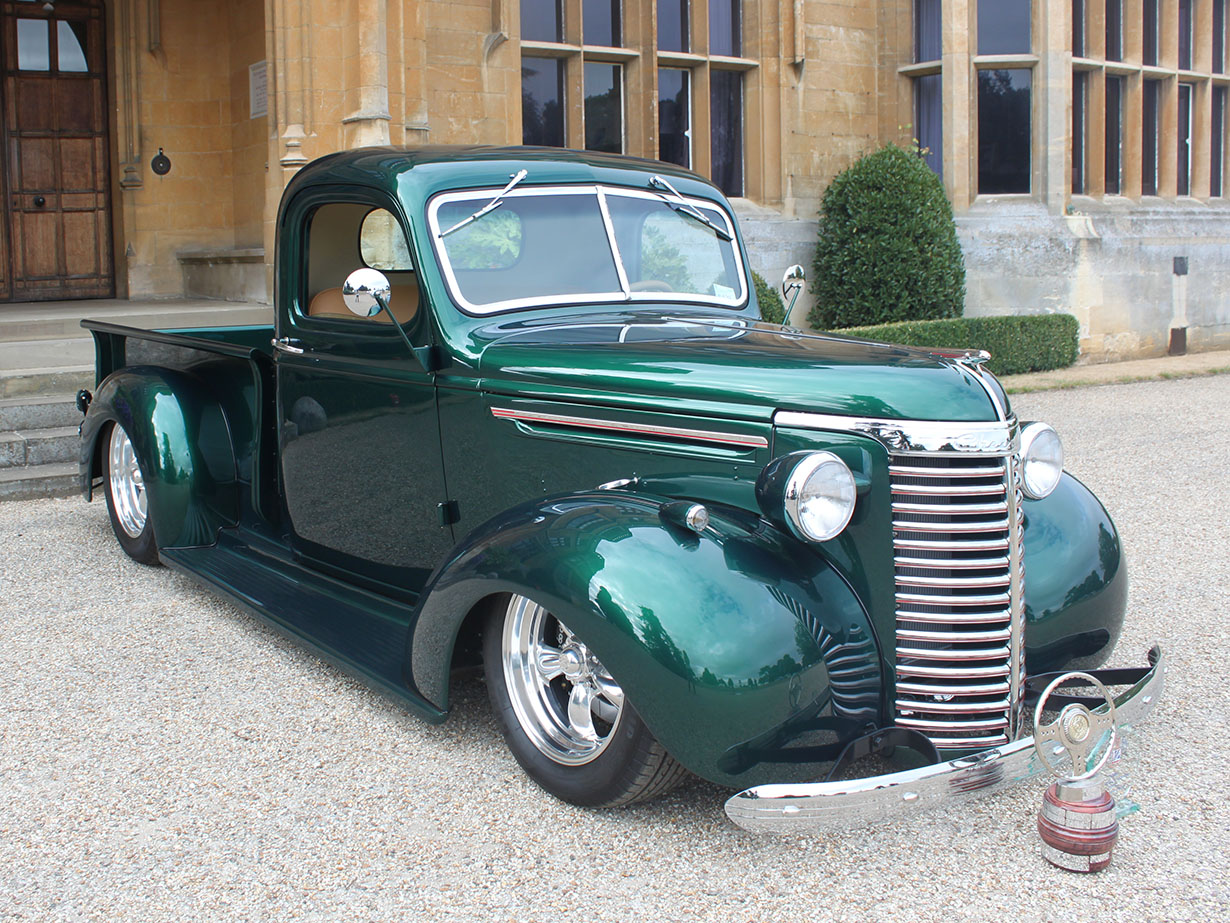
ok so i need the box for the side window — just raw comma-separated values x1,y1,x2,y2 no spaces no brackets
304,202,420,326
360,208,415,271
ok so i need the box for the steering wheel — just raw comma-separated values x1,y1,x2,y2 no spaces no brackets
1032,671,1118,780
630,280,673,293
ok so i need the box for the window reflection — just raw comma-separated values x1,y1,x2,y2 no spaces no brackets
977,0,1031,55
915,73,943,177
977,69,1031,194
709,0,740,57
658,0,688,52
710,70,742,195
915,0,941,63
1105,76,1122,194
584,63,623,153
583,0,619,47
658,68,690,168
16,19,50,71
522,0,563,43
57,21,89,72
1142,79,1159,195
522,57,565,147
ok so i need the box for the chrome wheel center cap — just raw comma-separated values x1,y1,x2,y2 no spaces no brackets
560,647,587,681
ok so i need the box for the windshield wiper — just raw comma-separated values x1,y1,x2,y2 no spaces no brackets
648,175,733,241
439,169,528,238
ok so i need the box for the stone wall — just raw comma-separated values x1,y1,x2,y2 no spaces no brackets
959,201,1230,361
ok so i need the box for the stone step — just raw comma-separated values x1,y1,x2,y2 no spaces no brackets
0,365,94,400
0,336,95,370
0,393,81,430
0,425,80,469
0,461,78,501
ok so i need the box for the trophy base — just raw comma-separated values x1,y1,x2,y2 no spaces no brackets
1037,779,1118,873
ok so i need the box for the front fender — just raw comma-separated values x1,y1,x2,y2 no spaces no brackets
81,367,238,549
408,491,883,788
1022,471,1127,672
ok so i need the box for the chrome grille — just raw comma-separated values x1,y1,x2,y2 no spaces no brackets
891,452,1025,751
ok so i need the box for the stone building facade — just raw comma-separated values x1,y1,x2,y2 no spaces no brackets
1,0,1226,359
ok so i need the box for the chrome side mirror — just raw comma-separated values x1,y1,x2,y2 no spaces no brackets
781,264,805,316
342,268,391,318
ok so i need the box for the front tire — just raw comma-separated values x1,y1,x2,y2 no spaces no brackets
103,421,158,565
483,594,687,808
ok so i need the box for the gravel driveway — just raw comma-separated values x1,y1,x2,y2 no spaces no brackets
1,376,1226,922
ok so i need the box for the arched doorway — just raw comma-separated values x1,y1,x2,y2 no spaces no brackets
0,0,112,302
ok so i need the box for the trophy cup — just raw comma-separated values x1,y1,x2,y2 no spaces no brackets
1032,672,1121,873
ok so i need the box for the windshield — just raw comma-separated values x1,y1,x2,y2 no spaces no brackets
427,184,746,314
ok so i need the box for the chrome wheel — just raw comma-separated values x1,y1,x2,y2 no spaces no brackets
501,595,626,766
107,423,147,539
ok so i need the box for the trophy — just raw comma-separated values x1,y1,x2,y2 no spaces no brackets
1033,671,1121,872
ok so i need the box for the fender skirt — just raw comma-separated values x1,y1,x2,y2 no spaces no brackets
408,491,884,789
81,367,238,549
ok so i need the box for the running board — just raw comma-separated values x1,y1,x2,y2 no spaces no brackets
160,532,445,723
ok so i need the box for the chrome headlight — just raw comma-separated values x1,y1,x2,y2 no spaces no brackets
781,451,857,542
1020,422,1063,499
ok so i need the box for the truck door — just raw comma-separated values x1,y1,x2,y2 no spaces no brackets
274,193,453,594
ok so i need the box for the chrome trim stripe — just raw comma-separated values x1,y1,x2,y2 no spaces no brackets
891,482,1007,497
892,518,1011,533
895,555,1011,570
895,697,1011,712
774,411,1018,456
724,646,1164,833
889,463,1006,478
894,537,1010,552
490,407,769,449
896,627,1012,643
895,609,1012,625
894,573,1011,588
895,592,1011,606
896,680,1010,696
896,663,1010,679
1005,453,1027,738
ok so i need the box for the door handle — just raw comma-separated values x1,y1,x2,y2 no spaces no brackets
33,195,45,208
271,336,305,355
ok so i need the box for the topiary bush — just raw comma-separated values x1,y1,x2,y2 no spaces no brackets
838,314,1079,376
753,271,786,324
808,143,965,330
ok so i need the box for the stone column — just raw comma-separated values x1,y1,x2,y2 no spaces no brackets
1041,0,1073,214
943,0,975,212
343,0,392,147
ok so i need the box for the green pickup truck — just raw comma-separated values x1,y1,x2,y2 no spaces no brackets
77,147,1162,831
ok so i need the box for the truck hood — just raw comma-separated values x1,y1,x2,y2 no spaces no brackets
473,314,1008,422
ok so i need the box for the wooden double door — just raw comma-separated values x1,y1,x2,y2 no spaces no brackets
0,0,112,302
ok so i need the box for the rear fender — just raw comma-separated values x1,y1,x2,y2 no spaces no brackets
81,367,239,549
408,491,882,788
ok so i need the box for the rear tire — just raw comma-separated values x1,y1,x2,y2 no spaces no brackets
103,421,159,565
483,593,688,808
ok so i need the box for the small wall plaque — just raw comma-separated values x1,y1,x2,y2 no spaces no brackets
151,148,171,176
250,60,268,119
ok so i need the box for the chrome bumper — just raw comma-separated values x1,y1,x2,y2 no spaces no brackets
725,645,1165,833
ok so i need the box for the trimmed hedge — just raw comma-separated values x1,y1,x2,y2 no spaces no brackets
839,314,1080,376
753,271,786,324
809,143,965,330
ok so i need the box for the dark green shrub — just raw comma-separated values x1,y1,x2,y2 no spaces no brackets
839,314,1079,376
753,271,786,324
809,143,965,330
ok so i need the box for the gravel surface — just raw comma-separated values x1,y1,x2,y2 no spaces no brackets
2,376,1227,921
